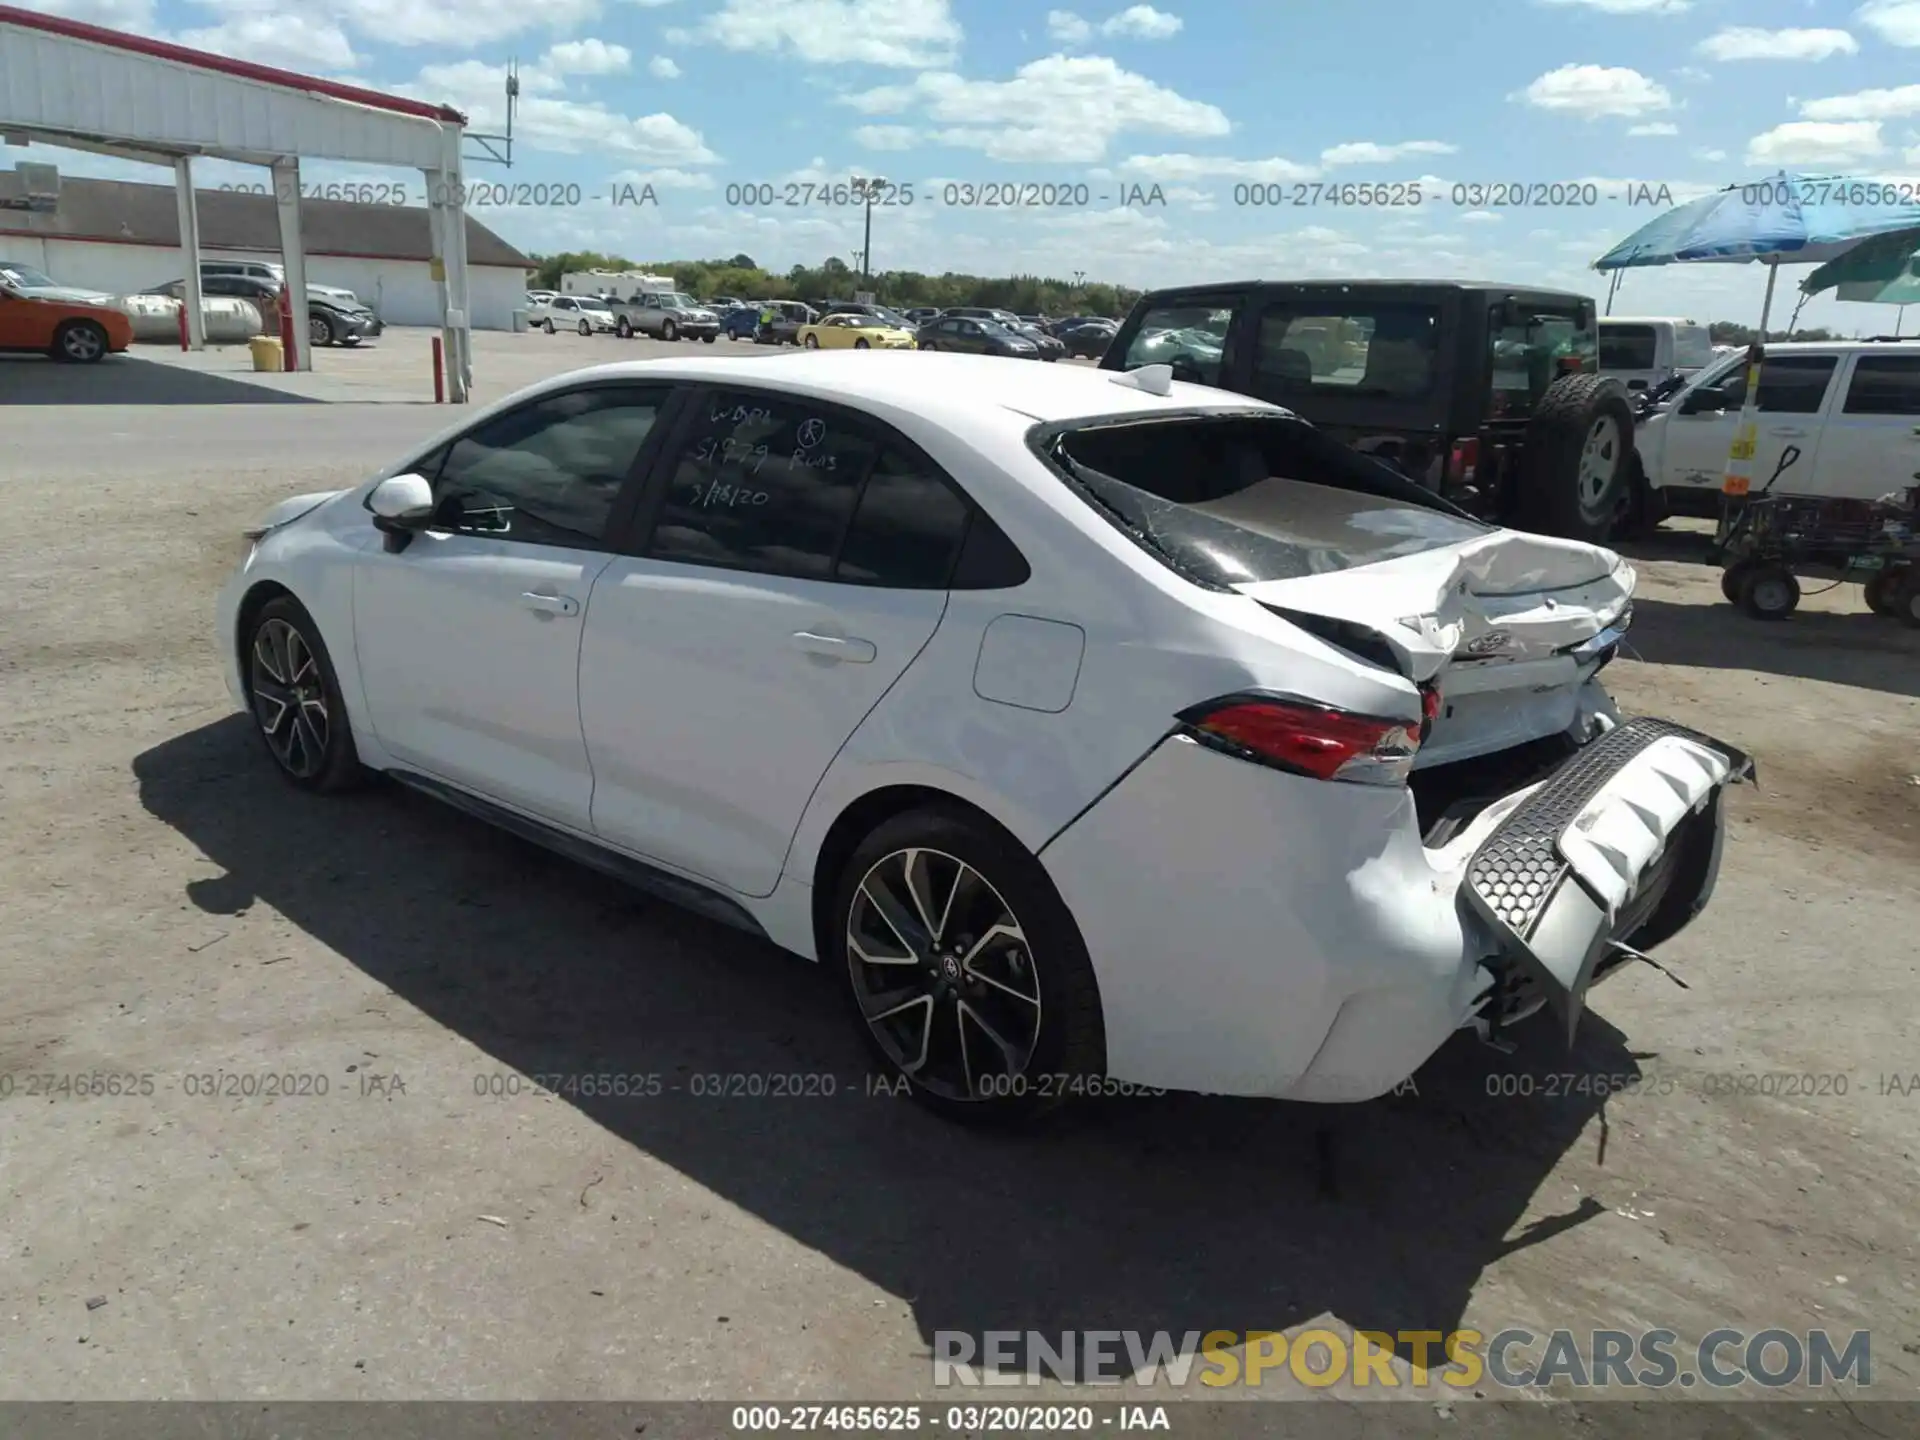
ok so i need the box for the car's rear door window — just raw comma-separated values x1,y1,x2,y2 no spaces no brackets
1841,354,1920,414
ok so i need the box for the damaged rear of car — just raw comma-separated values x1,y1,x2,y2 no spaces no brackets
1030,397,1750,1100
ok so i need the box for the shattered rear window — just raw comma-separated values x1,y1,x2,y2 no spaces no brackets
1040,412,1489,589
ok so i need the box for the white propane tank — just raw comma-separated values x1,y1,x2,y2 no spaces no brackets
119,295,268,344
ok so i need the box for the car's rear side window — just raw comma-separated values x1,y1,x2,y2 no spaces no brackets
836,449,972,587
1253,302,1442,403
1119,303,1233,385
1600,324,1658,370
1842,355,1920,415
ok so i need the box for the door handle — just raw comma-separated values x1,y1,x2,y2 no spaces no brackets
1767,427,1807,438
521,592,580,617
792,630,876,663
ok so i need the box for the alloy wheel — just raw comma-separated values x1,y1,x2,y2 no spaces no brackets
1578,415,1623,519
846,848,1041,1103
250,618,330,779
61,324,105,361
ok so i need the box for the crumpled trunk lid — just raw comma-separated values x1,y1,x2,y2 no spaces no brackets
1236,530,1636,765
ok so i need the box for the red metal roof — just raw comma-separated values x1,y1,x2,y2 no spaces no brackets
0,4,467,126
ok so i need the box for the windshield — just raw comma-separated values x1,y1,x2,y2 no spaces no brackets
1490,309,1597,417
1044,413,1485,588
0,263,59,288
667,293,702,309
1599,324,1657,371
841,316,884,328
980,322,1028,341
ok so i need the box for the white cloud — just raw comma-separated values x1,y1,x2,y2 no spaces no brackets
1799,83,1920,120
1627,122,1680,136
1537,0,1690,13
608,167,714,189
840,56,1228,163
648,55,682,78
1320,139,1457,165
1047,9,1091,42
854,125,920,149
1746,119,1886,165
175,15,359,70
323,0,601,48
544,38,633,74
1674,65,1712,82
18,0,158,29
1692,146,1728,161
1459,210,1501,223
1102,5,1182,39
1118,153,1319,182
410,59,718,165
1857,0,1920,47
683,0,961,68
1517,64,1674,118
1697,28,1858,62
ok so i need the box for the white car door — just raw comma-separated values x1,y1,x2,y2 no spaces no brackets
352,383,672,831
1663,351,1839,499
580,388,971,897
1807,352,1920,500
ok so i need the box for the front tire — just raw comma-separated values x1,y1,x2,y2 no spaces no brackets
50,319,109,363
1516,373,1636,542
1893,568,1920,629
832,807,1105,1125
615,317,632,339
854,338,870,349
663,320,678,342
245,597,364,792
308,312,335,348
1863,565,1906,617
702,333,717,344
543,319,555,333
578,319,592,337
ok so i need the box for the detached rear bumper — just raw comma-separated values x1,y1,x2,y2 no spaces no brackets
1039,716,1751,1101
1464,717,1752,1046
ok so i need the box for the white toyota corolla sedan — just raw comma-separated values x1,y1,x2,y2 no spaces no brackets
217,350,1751,1121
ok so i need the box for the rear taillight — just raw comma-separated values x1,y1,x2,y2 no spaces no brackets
1448,437,1479,484
1179,695,1422,786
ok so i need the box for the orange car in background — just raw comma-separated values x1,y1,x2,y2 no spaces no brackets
0,280,134,363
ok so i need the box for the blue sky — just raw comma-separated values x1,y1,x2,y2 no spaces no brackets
9,0,1920,328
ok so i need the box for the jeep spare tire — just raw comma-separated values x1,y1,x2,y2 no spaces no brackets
1516,373,1636,542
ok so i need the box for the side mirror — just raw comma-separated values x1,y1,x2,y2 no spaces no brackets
1680,384,1728,415
367,473,435,551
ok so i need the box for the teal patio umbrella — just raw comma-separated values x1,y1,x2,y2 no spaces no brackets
1801,233,1920,330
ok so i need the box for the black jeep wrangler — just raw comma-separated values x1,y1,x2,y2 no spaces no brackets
1100,280,1642,542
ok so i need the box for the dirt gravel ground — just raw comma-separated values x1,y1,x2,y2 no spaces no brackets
2,349,1917,1429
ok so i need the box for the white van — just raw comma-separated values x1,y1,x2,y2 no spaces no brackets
1600,316,1716,392
1636,339,1920,513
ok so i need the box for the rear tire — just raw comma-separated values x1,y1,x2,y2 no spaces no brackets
854,338,871,350
831,806,1105,1126
1894,568,1920,629
1863,566,1905,617
1737,564,1800,621
804,334,820,349
1516,373,1637,542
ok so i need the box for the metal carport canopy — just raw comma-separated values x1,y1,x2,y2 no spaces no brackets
0,3,475,397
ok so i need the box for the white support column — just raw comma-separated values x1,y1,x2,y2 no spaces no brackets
174,157,206,351
424,163,454,399
272,156,312,372
437,124,472,403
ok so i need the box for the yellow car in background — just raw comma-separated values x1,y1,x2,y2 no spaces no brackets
797,313,916,350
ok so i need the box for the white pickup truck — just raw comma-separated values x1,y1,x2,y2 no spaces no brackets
1635,339,1920,516
1600,316,1716,393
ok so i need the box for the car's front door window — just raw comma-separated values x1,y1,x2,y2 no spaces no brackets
431,387,667,547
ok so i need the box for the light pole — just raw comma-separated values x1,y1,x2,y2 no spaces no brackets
854,175,887,288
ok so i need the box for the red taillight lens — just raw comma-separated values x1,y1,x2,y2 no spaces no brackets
1448,437,1479,483
1181,696,1422,785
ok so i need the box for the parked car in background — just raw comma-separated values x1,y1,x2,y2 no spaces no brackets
1599,316,1717,393
1633,338,1920,515
917,315,1041,358
0,260,117,305
943,306,1026,330
543,294,617,335
196,259,360,308
146,274,383,348
757,301,818,346
525,291,557,327
1056,318,1117,359
612,291,722,343
797,313,917,350
709,295,743,310
0,273,133,361
1008,321,1065,361
903,306,941,326
722,305,766,341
